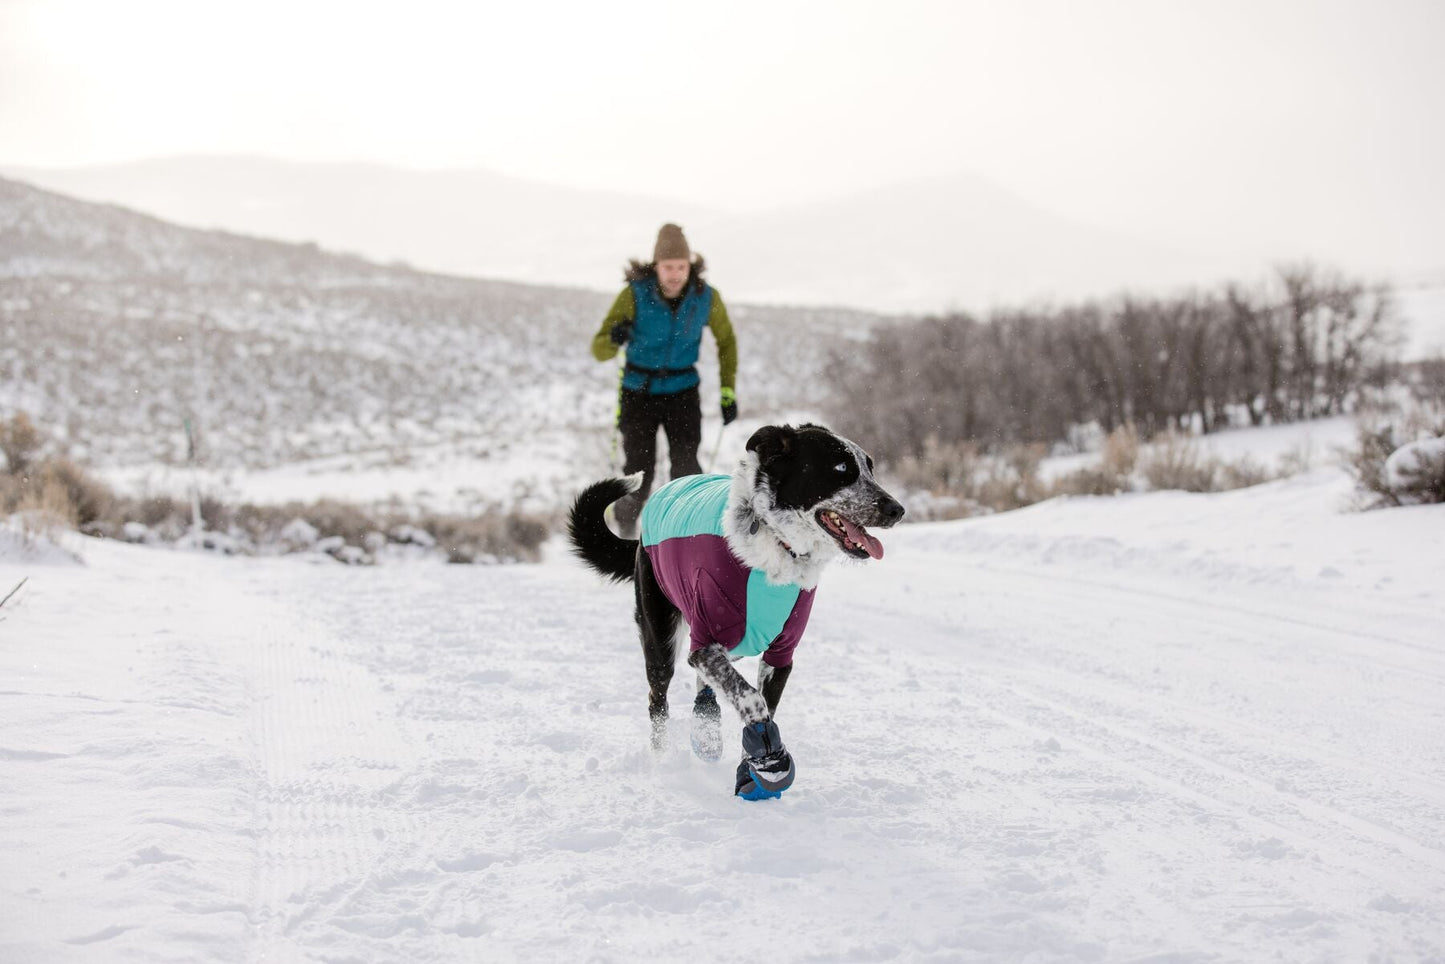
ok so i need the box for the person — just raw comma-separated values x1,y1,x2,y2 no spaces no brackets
591,223,738,536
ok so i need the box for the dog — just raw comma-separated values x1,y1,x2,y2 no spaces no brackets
567,422,905,799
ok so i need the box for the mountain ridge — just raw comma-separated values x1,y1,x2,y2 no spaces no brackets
4,155,1252,313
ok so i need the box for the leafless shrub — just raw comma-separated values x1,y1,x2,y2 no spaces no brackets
1409,355,1445,406
421,508,552,564
12,468,76,547
1277,441,1317,476
1383,442,1445,505
1217,455,1275,490
1140,433,1221,493
1348,424,1405,509
1347,406,1445,509
37,457,114,528
978,444,1048,511
132,493,185,527
1101,424,1141,477
827,265,1400,459
271,499,376,548
1051,425,1139,496
0,412,42,474
0,434,554,562
890,437,982,499
1,455,113,533
1049,466,1120,497
885,438,1047,519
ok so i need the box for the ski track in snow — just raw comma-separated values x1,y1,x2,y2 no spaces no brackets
2,478,1444,962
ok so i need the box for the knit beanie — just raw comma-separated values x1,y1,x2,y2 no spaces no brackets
653,223,691,262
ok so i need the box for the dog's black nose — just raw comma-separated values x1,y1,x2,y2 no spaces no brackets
878,497,905,523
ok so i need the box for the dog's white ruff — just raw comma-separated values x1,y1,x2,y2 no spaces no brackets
722,451,837,590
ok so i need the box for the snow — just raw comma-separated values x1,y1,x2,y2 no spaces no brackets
3,464,1443,962
96,415,790,516
1386,437,1445,497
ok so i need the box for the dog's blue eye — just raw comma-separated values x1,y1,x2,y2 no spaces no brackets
834,463,849,473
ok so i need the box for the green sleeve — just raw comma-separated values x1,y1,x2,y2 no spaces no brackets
708,291,737,391
591,288,635,362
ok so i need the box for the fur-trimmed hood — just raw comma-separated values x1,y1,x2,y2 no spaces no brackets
624,255,709,295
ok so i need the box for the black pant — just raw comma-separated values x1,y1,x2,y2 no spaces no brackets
615,386,702,532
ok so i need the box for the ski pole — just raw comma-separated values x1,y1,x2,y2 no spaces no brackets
706,423,728,472
1,577,28,610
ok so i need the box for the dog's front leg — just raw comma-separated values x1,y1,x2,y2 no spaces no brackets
687,644,769,724
758,662,792,717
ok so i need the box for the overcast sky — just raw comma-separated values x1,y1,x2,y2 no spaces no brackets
2,0,1442,272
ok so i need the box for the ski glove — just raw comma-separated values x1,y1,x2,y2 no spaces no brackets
720,387,738,425
609,319,634,346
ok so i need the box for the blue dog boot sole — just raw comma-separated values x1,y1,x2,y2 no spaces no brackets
734,755,795,801
737,776,784,801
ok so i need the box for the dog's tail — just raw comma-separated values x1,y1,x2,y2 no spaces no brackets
566,474,643,583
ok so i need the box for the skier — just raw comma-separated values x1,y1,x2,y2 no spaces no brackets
591,223,738,537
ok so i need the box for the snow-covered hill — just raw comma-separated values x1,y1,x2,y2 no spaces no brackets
2,466,1442,962
2,157,715,300
0,176,879,494
4,157,1250,314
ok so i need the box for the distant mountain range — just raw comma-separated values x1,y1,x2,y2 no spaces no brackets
0,176,879,481
4,156,1256,314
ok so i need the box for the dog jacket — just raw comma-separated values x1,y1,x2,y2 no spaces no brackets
640,474,815,668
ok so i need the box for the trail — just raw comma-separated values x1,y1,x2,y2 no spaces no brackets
2,474,1444,962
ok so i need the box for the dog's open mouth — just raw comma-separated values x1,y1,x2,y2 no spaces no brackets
816,509,884,560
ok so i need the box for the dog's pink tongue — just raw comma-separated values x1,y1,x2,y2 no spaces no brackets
841,517,885,560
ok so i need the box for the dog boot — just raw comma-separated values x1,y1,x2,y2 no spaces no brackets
734,720,795,800
691,687,723,762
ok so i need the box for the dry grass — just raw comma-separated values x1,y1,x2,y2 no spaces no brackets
1139,432,1223,493
888,437,1048,519
1052,425,1139,496
2,438,554,564
887,423,1282,519
13,469,77,548
0,412,41,474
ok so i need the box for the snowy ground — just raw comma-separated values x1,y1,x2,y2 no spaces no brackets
94,412,799,516
98,415,1359,520
2,466,1444,963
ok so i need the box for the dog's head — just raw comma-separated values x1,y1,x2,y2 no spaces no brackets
739,423,905,563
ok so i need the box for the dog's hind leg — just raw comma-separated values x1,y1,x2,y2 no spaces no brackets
635,548,680,751
690,672,723,762
687,644,769,724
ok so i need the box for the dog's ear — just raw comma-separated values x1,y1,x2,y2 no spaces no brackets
746,425,796,467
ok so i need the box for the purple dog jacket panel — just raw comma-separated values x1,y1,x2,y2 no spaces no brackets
763,586,815,668
644,533,815,667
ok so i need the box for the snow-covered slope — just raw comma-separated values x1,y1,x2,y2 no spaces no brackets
0,176,879,485
3,467,1442,962
2,156,716,298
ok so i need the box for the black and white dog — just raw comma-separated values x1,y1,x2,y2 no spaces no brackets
568,423,904,799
